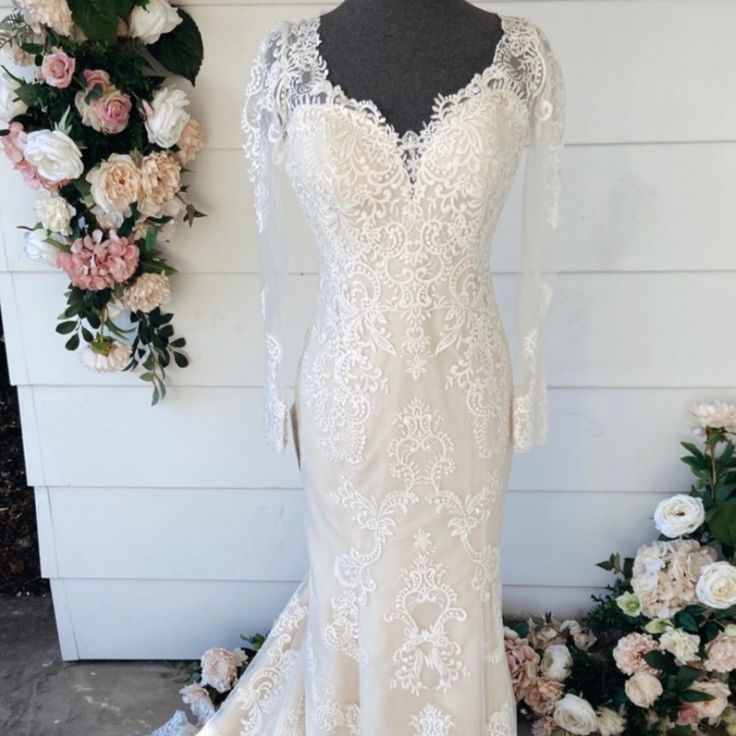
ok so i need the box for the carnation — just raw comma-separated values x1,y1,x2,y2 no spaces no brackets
658,628,700,665
122,273,172,313
15,0,73,36
139,152,182,216
612,632,659,676
704,630,736,673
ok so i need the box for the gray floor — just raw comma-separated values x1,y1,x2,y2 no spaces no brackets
1,596,532,735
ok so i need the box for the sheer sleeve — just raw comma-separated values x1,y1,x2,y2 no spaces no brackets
512,23,566,453
241,21,292,453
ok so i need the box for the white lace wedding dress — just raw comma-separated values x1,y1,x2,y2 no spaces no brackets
151,10,564,736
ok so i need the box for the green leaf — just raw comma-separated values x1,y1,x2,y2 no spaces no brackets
148,10,204,85
679,688,716,703
173,351,188,368
65,333,80,351
642,650,674,673
708,498,736,549
115,0,136,18
68,0,118,42
673,611,699,633
56,320,77,334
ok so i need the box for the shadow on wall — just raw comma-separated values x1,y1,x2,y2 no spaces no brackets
0,305,48,597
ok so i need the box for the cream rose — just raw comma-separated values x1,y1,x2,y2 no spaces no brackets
654,494,705,538
540,643,572,682
697,561,736,609
552,693,599,735
34,191,75,234
23,129,83,182
0,72,28,127
129,0,182,44
624,672,663,708
86,153,142,222
143,86,191,148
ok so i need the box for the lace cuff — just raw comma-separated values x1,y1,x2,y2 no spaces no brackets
512,22,566,453
242,21,291,453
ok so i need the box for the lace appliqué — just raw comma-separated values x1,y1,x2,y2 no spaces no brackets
410,703,455,735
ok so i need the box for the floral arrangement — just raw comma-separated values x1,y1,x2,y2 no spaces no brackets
505,401,736,735
0,0,206,403
158,402,736,735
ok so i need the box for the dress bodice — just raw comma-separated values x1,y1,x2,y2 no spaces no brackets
241,12,565,458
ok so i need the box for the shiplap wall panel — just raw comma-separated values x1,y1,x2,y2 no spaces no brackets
46,485,665,589
18,385,731,493
4,142,736,275
0,0,732,658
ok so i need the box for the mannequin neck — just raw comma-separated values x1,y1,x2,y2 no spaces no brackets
334,0,470,16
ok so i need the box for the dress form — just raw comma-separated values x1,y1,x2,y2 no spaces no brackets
317,0,504,137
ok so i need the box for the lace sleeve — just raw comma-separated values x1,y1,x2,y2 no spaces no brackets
512,22,566,453
242,21,292,453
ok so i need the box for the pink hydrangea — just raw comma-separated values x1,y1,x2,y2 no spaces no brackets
0,122,59,191
57,229,139,290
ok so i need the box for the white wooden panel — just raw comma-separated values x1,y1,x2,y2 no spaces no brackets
49,578,80,660
46,486,668,588
33,487,59,578
503,584,604,620
15,386,45,486
3,142,735,275
6,271,736,387
57,578,304,660
22,385,729,492
0,273,28,384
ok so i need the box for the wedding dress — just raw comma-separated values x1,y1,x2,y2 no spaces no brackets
151,10,564,736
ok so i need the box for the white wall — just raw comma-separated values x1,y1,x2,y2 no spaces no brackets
1,0,735,659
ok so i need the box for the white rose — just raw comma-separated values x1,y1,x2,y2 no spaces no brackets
23,228,61,267
697,561,736,609
658,628,700,665
0,72,28,127
23,129,83,182
654,494,705,538
552,693,599,735
624,672,663,708
143,86,191,148
34,191,75,234
596,706,626,736
540,643,573,682
129,0,182,45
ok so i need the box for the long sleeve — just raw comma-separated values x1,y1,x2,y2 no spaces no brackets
512,23,566,453
241,22,292,453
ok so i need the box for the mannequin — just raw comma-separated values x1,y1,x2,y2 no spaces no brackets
317,0,504,137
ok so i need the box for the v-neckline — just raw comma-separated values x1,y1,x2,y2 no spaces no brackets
309,12,511,152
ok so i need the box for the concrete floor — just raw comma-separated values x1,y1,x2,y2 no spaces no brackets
1,595,533,735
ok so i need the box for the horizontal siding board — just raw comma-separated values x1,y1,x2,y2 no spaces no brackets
3,142,735,275
46,486,666,588
53,576,607,660
23,385,729,492
5,271,735,387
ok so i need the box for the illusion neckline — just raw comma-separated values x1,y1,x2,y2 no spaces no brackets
309,12,512,148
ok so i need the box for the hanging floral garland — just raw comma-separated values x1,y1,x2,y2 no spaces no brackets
0,0,206,404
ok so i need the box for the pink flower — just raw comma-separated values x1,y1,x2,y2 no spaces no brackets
0,122,59,191
57,229,139,290
40,49,75,88
95,89,132,134
82,69,112,94
676,703,700,726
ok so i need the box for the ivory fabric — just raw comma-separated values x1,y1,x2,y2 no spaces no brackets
155,11,565,736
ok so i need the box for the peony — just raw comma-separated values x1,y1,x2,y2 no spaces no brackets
178,684,215,725
129,0,182,44
658,627,700,665
139,152,181,216
612,632,660,676
523,676,564,716
176,117,204,164
540,643,572,682
624,671,663,708
95,88,132,134
596,706,626,736
57,229,139,290
654,494,705,538
631,538,718,618
35,190,75,234
122,273,172,313
15,0,73,36
689,679,730,720
0,72,28,127
504,627,540,701
23,228,61,267
80,340,132,372
704,631,736,673
0,122,58,190
40,49,75,88
22,129,83,183
86,153,142,222
552,693,599,735
143,85,191,148
696,561,736,609
691,401,736,435
199,647,245,694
